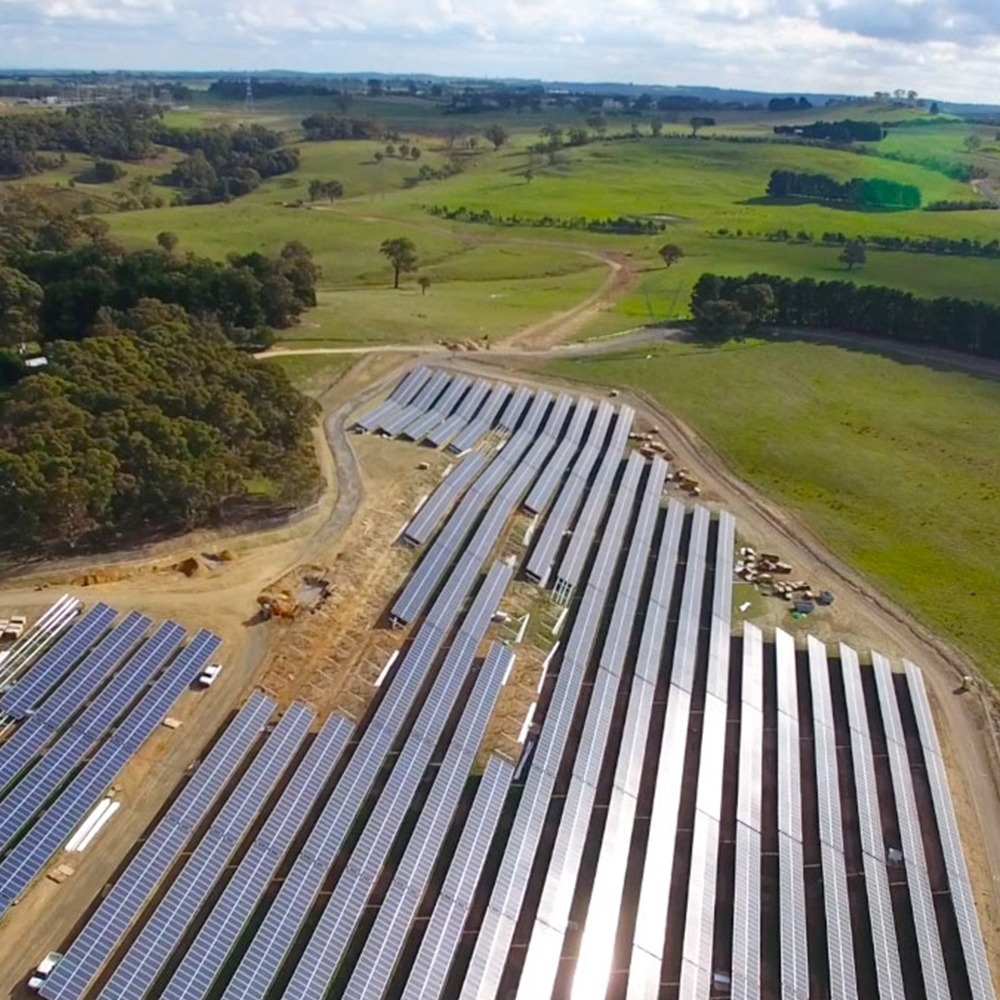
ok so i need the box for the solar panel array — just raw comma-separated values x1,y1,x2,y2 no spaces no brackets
0,629,220,916
22,370,995,1000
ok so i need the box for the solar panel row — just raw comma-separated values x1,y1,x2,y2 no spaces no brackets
731,821,762,1000
222,562,511,1000
0,603,117,720
554,406,635,593
448,382,513,453
403,452,489,547
399,375,471,442
524,401,615,586
285,585,514,1000
159,714,354,1000
357,366,432,433
872,655,951,1000
462,457,645,1000
399,754,513,1000
41,684,268,1000
392,391,553,624
97,703,313,1000
678,510,736,1000
426,378,491,448
778,831,809,1000
381,370,452,437
670,505,710,693
496,384,533,433
341,643,515,1000
905,662,996,1000
0,615,176,799
0,630,221,919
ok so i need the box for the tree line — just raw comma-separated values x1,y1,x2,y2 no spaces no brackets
773,119,884,142
0,300,320,553
691,272,1000,358
716,227,1000,259
766,169,922,209
0,205,319,351
426,204,667,235
301,114,385,141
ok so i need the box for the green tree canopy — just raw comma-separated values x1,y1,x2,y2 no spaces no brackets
379,237,419,289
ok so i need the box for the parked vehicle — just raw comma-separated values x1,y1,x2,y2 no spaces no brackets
197,663,222,687
27,952,62,991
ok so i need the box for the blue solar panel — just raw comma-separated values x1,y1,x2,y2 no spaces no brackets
0,614,174,798
222,563,511,1000
97,703,312,1000
37,645,274,1000
0,603,117,720
404,452,488,547
0,614,157,853
0,630,221,918
399,755,513,1000
337,644,514,1000
159,714,354,1000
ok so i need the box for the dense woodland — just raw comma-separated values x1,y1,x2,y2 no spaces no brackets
691,272,1000,357
0,301,320,551
0,193,322,553
766,169,922,209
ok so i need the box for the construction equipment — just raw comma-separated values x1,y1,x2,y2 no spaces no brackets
257,591,298,621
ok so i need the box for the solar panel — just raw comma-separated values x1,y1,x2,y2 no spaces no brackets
0,631,221,920
462,463,638,1000
97,703,311,1000
392,366,431,404
731,822,762,1000
160,714,353,1000
0,616,158,853
554,409,636,592
522,439,578,515
737,624,764,834
0,603,117,720
678,811,721,1000
774,627,799,722
223,565,510,1000
862,852,906,1000
706,510,735,700
0,614,172,798
403,452,488,546
496,384,532,433
626,686,691,1000
906,662,995,1000
871,651,905,746
819,844,857,1000
670,505,710,692
341,645,514,1000
524,402,615,585
838,642,870,736
778,832,809,1000
449,383,512,453
876,691,950,1000
399,755,513,1000
40,681,267,1000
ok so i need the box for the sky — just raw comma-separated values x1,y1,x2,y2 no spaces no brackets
1,0,998,103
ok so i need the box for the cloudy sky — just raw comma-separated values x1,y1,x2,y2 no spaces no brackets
1,0,998,103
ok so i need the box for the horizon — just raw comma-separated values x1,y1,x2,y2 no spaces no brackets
2,0,1000,105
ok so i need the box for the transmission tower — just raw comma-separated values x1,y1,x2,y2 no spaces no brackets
244,75,255,116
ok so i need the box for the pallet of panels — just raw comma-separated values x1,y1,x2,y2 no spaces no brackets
39,687,270,1000
96,703,313,1000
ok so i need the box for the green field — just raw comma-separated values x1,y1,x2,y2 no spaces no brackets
546,340,1000,680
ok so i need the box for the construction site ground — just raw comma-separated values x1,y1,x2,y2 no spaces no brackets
0,340,999,996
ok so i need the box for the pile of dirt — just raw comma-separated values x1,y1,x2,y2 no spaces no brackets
173,556,201,578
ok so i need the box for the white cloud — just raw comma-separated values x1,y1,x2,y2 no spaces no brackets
0,0,998,102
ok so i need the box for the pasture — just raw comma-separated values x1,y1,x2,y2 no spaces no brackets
545,339,1000,680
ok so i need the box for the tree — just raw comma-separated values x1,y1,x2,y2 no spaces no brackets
735,282,776,332
694,299,750,342
323,180,343,202
658,244,684,268
308,178,324,202
379,237,418,289
92,159,125,183
839,239,868,270
585,113,608,138
690,116,715,136
410,147,421,160
964,134,983,153
156,231,179,254
650,119,664,137
418,276,432,296
484,124,509,151
0,266,42,349
524,168,535,184
929,101,940,115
